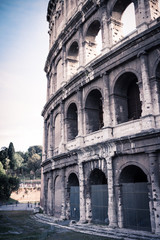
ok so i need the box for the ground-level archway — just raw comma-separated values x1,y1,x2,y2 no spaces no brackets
90,168,108,224
120,165,151,231
68,173,80,221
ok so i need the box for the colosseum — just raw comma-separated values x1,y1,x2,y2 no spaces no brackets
41,0,160,235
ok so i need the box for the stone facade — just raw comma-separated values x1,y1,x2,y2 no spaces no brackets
41,0,160,234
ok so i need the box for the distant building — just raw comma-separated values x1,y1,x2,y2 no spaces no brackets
41,0,160,235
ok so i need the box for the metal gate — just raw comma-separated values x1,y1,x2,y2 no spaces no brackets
91,184,108,224
122,182,151,231
70,186,80,220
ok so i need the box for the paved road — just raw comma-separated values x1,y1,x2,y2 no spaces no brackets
0,203,34,211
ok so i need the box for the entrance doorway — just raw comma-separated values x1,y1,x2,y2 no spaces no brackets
90,169,108,224
120,165,151,231
68,173,80,221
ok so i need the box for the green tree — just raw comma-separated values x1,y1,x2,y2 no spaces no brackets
0,162,5,175
27,153,41,179
14,153,24,169
8,142,16,170
0,147,8,169
0,174,19,201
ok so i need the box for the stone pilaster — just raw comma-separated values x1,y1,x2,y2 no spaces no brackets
62,46,67,86
60,168,66,220
47,75,50,101
48,113,53,158
43,120,47,161
60,101,65,152
148,152,160,234
78,26,85,69
138,51,155,130
106,156,117,228
116,184,124,228
107,17,123,46
150,77,160,115
101,8,110,51
102,73,113,137
135,0,148,33
77,88,84,146
79,162,86,222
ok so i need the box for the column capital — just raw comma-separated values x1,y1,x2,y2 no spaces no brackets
137,50,148,58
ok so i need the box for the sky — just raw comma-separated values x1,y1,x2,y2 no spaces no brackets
0,1,159,152
0,0,49,152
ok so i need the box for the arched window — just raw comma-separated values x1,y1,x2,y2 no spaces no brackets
85,20,102,64
67,41,79,79
67,103,78,141
85,89,104,134
54,114,61,149
121,3,136,36
120,165,151,231
114,72,141,124
111,1,136,43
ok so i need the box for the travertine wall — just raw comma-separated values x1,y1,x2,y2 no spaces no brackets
41,0,160,235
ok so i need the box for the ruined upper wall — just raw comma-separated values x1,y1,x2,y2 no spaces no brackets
46,0,160,49
44,0,160,100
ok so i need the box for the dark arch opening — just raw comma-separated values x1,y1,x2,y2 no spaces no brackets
68,173,79,186
85,89,104,134
90,168,107,185
114,72,141,124
68,173,80,221
67,103,78,141
85,20,102,63
68,42,79,78
120,165,151,231
68,42,79,58
120,165,148,183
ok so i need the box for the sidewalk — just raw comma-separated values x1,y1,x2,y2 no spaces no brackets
0,203,34,211
34,214,160,240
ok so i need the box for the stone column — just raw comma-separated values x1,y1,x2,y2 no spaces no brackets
47,75,50,101
135,0,148,33
148,152,160,234
101,8,110,51
107,17,123,46
150,77,160,115
60,101,65,152
43,120,47,161
116,184,124,228
106,156,117,228
44,174,48,214
62,46,67,86
79,162,86,222
77,88,84,146
102,73,112,137
138,51,155,129
60,168,66,220
48,112,53,158
78,25,85,69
